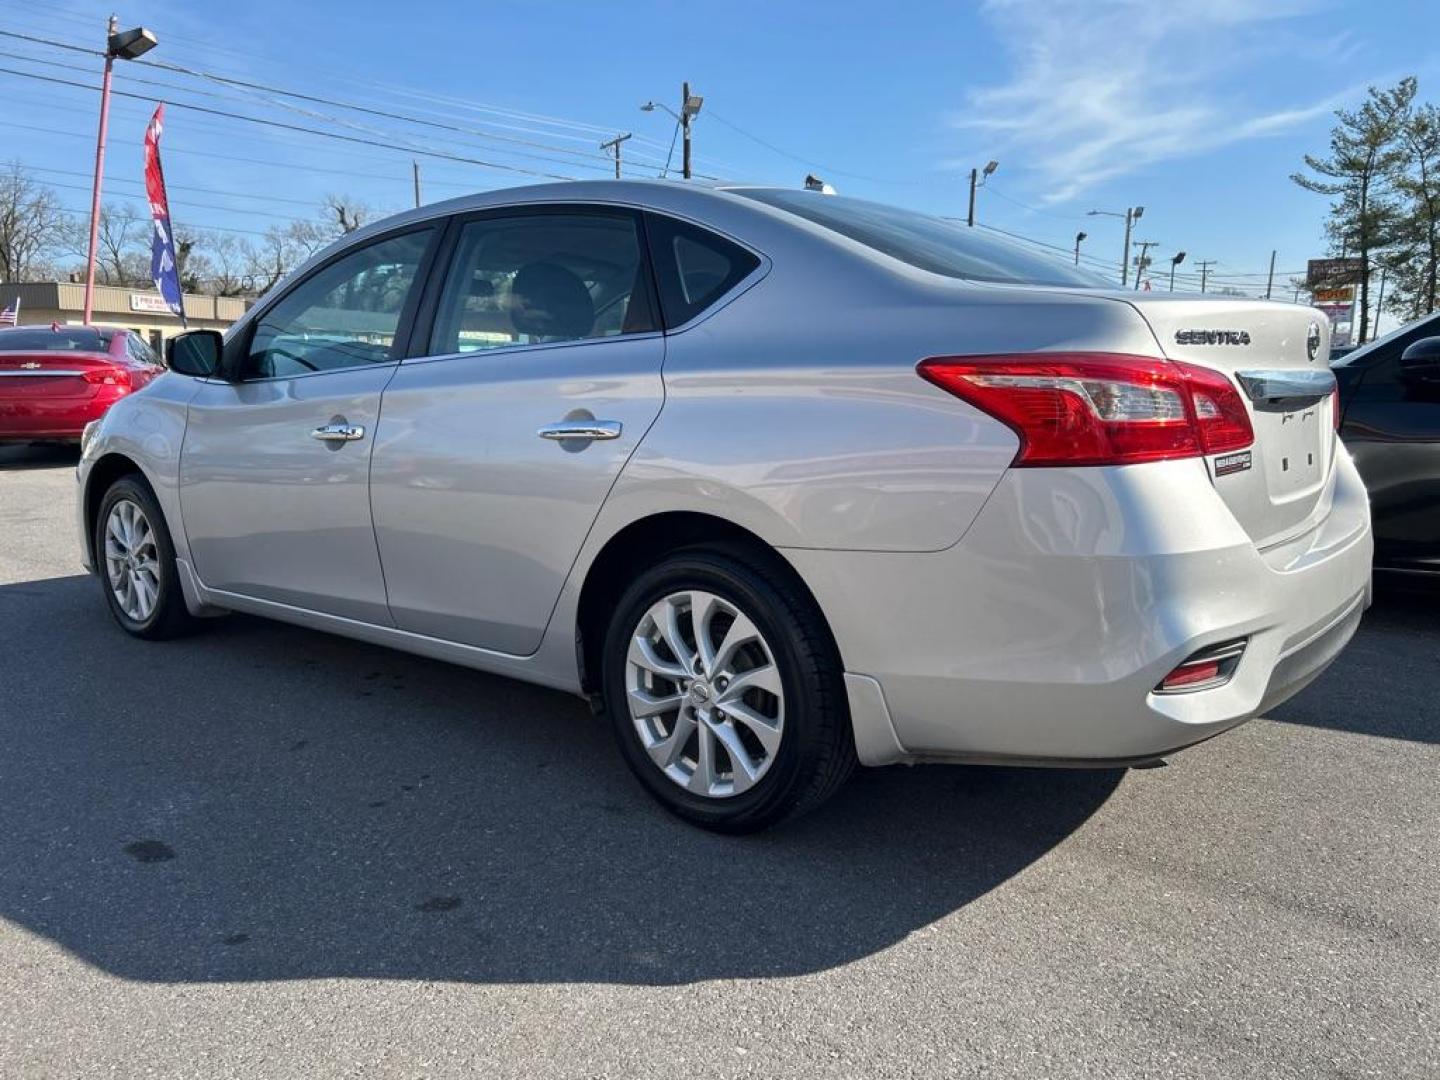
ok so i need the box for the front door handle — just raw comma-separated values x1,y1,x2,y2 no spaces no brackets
537,420,623,441
310,422,366,442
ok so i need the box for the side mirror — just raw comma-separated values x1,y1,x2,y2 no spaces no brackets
166,330,224,378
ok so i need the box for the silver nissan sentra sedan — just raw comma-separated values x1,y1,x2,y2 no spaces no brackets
77,180,1372,831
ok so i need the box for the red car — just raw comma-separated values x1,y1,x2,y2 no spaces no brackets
0,326,165,443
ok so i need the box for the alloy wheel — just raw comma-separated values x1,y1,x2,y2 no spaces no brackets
624,589,786,799
104,498,161,623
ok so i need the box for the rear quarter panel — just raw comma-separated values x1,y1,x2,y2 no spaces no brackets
612,263,1163,553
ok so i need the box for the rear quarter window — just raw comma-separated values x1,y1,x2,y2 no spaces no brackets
644,213,760,327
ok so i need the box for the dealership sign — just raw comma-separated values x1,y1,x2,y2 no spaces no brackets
1306,258,1364,288
129,293,175,313
1316,302,1354,348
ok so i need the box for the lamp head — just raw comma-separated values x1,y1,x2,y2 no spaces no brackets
107,26,157,60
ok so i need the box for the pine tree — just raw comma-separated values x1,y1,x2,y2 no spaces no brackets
1292,78,1416,342
1386,101,1440,320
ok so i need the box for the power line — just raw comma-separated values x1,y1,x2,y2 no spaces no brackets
0,59,651,180
0,64,584,182
703,108,912,185
0,21,678,152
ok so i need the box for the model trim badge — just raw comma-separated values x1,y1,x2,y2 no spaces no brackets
1176,329,1252,346
1214,449,1253,476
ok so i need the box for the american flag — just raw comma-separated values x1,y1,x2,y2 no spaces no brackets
0,300,18,326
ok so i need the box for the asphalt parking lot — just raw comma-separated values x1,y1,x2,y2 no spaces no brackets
0,442,1436,1079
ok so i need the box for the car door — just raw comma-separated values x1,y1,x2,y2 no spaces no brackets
1337,314,1440,572
369,205,666,655
180,226,438,622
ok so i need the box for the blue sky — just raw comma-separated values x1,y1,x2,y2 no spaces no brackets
3,0,1438,309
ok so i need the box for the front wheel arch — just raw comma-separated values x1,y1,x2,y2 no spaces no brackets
83,453,149,569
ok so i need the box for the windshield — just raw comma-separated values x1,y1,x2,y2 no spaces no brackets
735,189,1112,288
1330,310,1440,367
0,327,115,353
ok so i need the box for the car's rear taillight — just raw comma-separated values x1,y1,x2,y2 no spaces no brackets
1174,362,1254,454
917,353,1254,467
82,367,132,389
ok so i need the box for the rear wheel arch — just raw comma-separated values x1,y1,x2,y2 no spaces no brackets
574,511,844,699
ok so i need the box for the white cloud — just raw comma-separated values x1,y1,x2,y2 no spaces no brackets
954,0,1350,203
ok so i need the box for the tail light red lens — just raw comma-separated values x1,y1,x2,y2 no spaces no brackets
82,366,132,389
1174,362,1254,454
917,353,1254,468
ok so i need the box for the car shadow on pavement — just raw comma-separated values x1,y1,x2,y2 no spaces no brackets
0,444,81,471
0,573,1120,987
1266,587,1438,746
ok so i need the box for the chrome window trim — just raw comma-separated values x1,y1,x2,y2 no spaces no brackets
224,359,403,385
401,330,664,368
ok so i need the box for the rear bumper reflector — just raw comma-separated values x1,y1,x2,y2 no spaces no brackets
1155,639,1248,694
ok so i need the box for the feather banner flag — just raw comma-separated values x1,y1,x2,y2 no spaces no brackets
143,104,187,327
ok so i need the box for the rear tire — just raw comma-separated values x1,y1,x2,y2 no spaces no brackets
601,544,855,833
95,475,200,640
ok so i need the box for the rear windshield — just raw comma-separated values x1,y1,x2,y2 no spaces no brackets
0,327,114,353
736,189,1109,287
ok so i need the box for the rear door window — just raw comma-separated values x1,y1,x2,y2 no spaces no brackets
644,214,760,328
428,208,656,356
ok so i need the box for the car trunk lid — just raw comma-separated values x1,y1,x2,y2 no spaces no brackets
0,351,111,399
1125,295,1335,549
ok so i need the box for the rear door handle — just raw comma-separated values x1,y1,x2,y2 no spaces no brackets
537,420,623,441
310,423,366,442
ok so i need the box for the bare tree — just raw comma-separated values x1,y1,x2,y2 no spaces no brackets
61,202,150,287
323,194,370,234
0,163,65,282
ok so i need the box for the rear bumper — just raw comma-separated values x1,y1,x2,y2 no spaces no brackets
786,451,1373,766
0,390,121,441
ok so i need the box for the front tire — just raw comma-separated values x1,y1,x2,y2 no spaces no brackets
95,476,199,640
602,545,855,832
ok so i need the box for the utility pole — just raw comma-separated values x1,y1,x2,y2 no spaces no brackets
1265,249,1276,300
1133,241,1158,290
681,82,696,180
600,132,632,179
966,160,999,227
1074,231,1087,265
1121,208,1140,287
1373,265,1388,341
412,161,422,208
1195,259,1217,293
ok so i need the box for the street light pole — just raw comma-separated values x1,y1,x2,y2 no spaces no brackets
1169,251,1186,292
1087,205,1144,287
83,16,157,325
83,15,118,327
681,82,693,180
1074,231,1087,266
966,160,998,227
